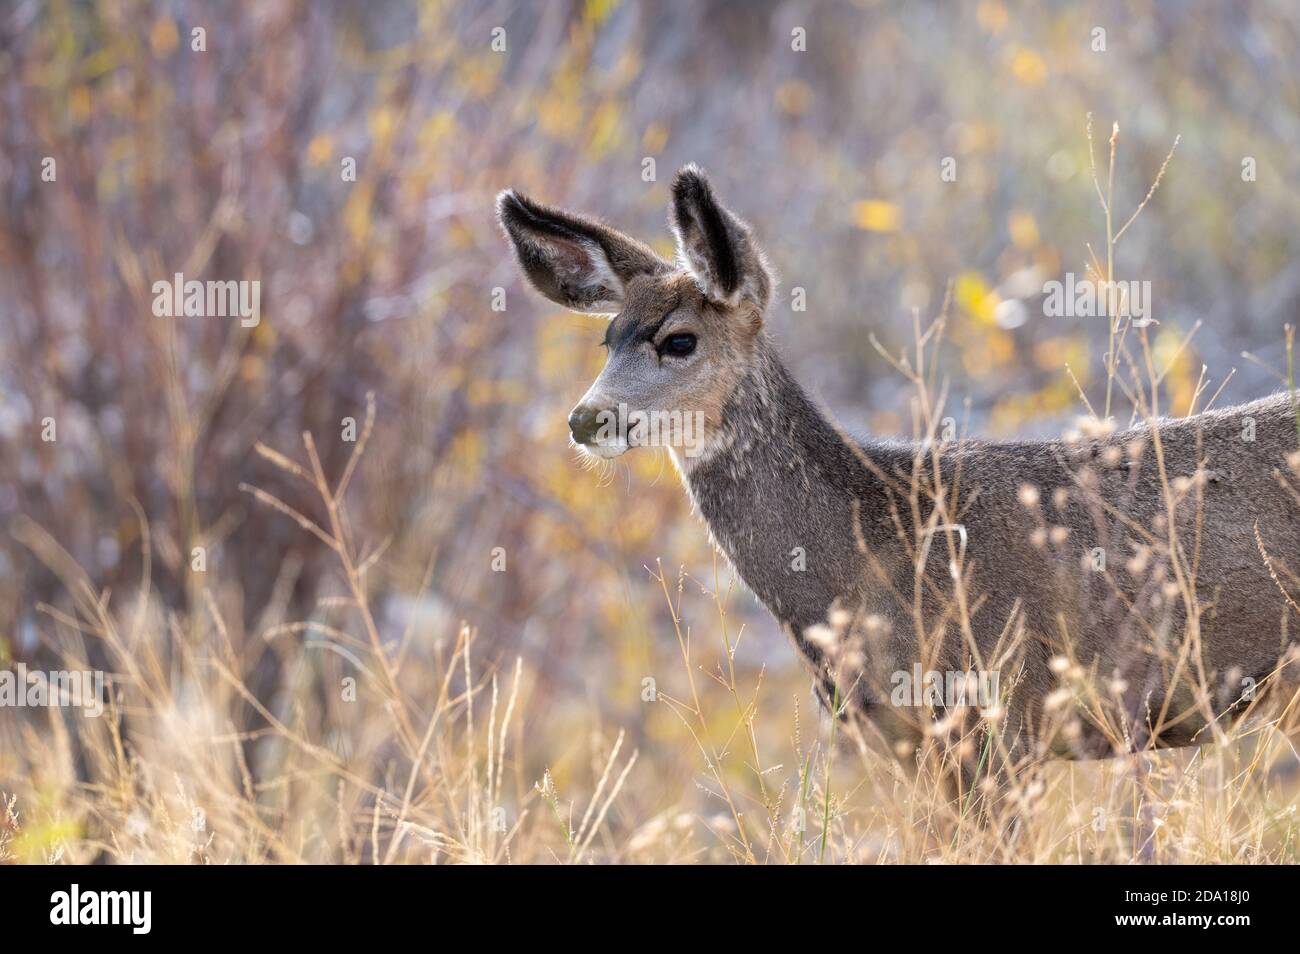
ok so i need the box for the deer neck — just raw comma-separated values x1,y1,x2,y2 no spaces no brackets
672,335,888,636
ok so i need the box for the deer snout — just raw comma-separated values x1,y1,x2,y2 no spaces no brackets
568,404,603,445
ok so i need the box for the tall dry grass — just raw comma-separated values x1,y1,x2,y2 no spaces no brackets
4,405,1298,863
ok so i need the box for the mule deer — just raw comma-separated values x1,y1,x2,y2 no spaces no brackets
498,165,1300,785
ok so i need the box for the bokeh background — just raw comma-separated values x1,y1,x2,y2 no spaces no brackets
3,0,1300,861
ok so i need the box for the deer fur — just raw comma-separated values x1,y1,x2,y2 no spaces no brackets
498,165,1300,779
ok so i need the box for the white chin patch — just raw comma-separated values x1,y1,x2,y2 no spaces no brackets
577,441,629,461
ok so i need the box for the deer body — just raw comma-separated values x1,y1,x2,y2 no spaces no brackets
499,165,1300,769
683,330,1299,758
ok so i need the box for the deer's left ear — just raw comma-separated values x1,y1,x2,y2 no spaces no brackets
669,165,773,310
498,190,667,314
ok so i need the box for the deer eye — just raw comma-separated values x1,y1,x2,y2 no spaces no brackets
659,332,697,358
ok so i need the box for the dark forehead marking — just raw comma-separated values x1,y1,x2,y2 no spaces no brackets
603,277,687,351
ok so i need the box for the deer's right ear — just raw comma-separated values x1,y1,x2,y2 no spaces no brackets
497,190,665,314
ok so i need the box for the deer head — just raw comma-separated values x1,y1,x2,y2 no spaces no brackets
498,165,774,463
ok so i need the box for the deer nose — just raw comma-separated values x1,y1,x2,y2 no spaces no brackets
568,405,602,445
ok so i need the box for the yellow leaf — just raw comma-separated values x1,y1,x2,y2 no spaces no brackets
961,329,1014,377
69,86,92,123
306,134,333,166
343,182,374,244
450,429,483,475
989,379,1075,433
852,199,901,233
1010,48,1047,86
150,17,179,57
13,817,82,863
252,316,276,351
418,111,457,152
239,355,264,381
1154,327,1196,414
650,237,677,260
1008,210,1039,250
586,101,623,158
81,48,118,80
457,53,501,99
977,1,1008,34
775,80,813,116
538,89,583,139
955,271,999,325
641,122,669,154
1033,336,1088,373
584,0,620,25
368,106,397,150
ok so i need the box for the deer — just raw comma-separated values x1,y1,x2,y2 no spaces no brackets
497,164,1300,795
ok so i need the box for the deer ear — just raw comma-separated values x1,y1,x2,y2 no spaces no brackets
669,165,772,310
497,190,665,314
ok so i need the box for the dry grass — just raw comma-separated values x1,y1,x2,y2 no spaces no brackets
3,439,1299,862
